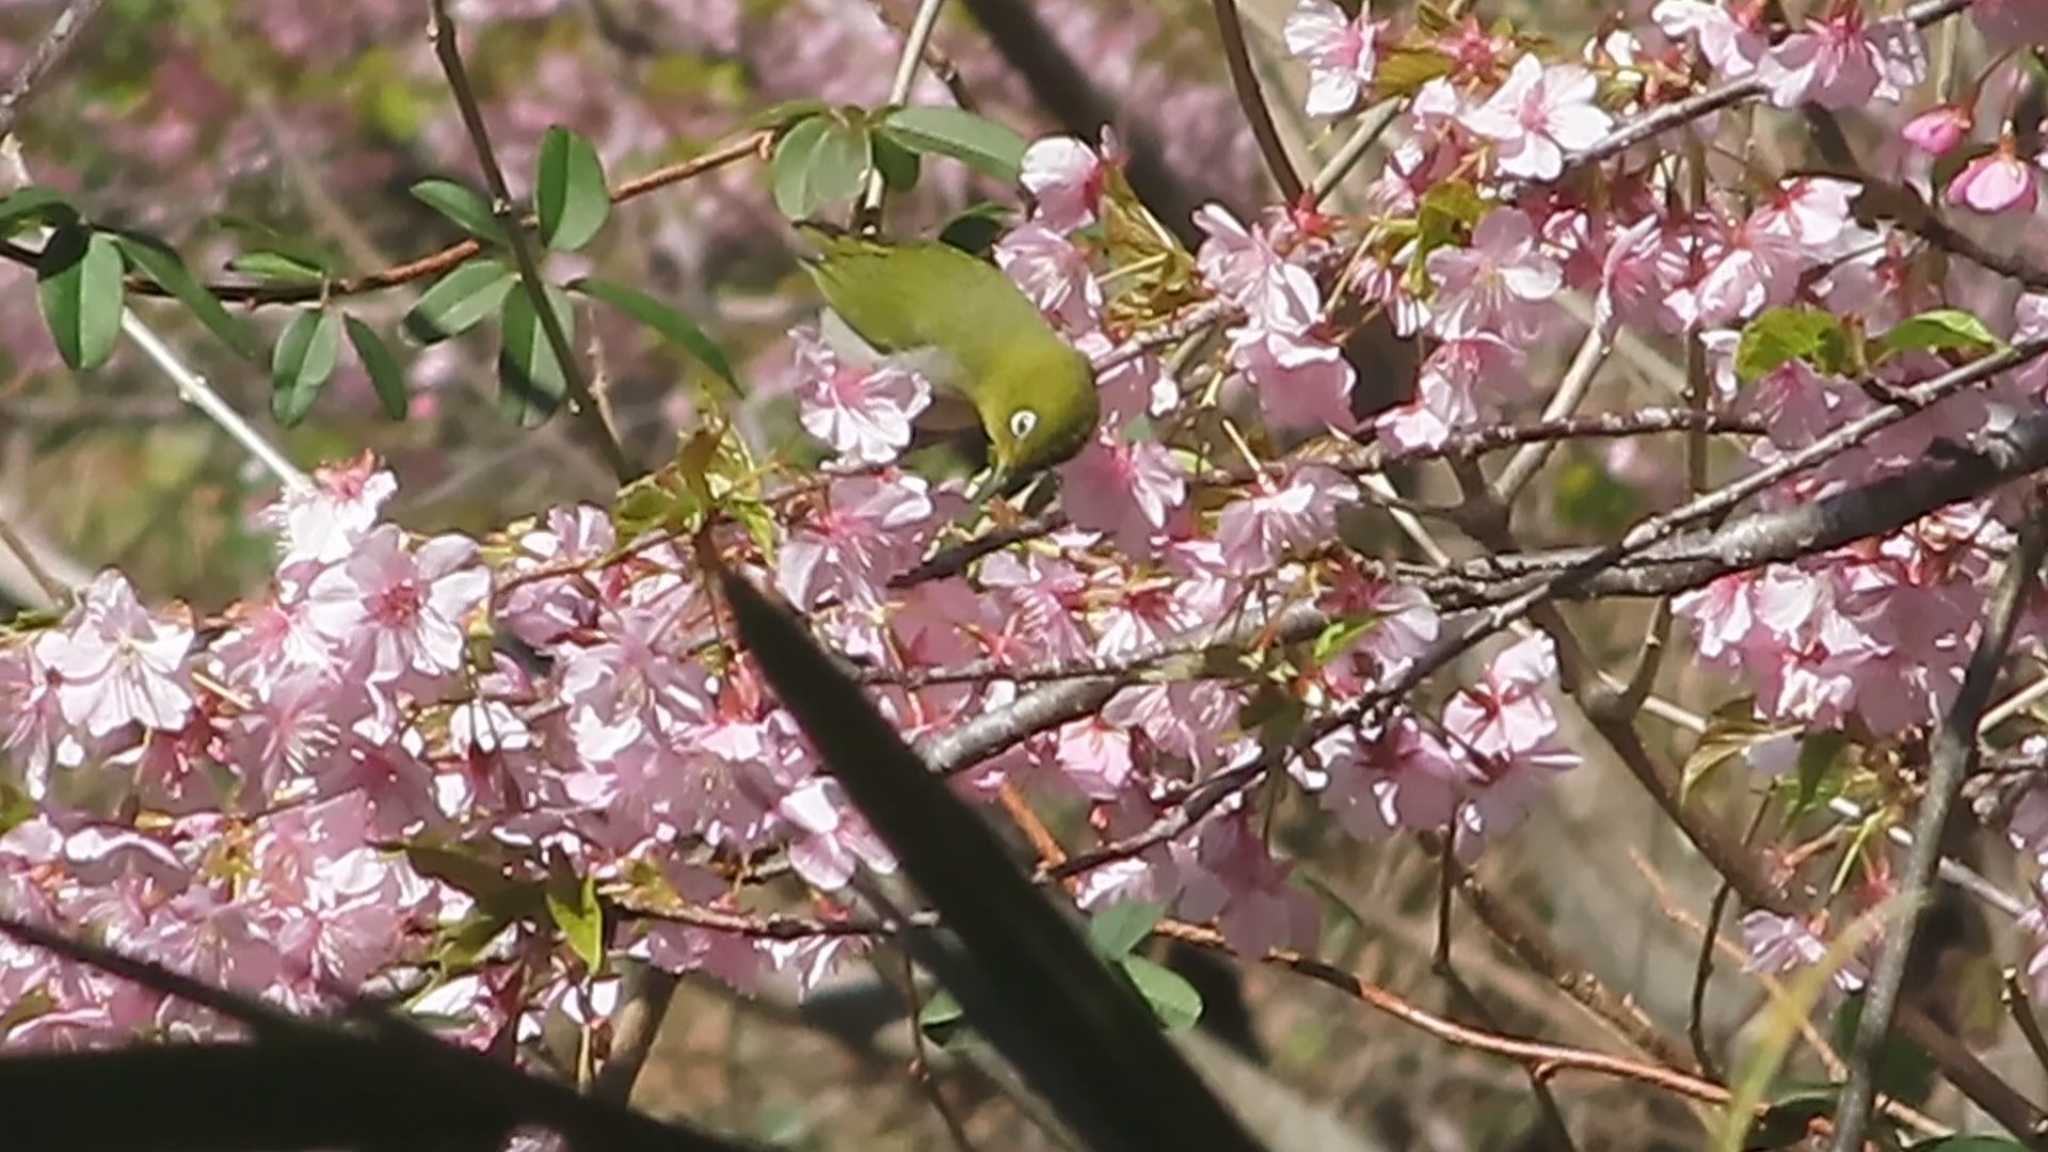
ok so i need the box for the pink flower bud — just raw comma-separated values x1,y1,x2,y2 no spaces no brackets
1902,103,1972,156
1944,136,2040,215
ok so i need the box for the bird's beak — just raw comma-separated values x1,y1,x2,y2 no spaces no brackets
966,466,1006,504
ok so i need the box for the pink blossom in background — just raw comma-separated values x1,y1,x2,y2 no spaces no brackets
1058,428,1188,554
1283,0,1380,117
995,222,1105,332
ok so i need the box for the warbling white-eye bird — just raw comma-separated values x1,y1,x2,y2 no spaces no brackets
793,221,1099,494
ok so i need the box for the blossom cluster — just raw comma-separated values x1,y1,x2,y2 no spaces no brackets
10,0,2048,1083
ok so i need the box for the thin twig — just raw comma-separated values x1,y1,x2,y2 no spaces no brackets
1831,507,2048,1152
858,0,949,223
426,0,635,483
120,311,312,493
0,511,70,607
1689,804,1769,1083
2006,968,2048,1081
0,0,105,142
1493,326,1609,502
1308,100,1401,204
1210,0,1304,203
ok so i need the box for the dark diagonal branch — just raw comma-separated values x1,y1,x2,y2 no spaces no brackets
0,0,105,142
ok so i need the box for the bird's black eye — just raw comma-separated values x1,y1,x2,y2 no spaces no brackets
1009,409,1038,440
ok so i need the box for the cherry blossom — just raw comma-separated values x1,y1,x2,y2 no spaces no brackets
1945,137,2041,215
1283,0,1379,118
1758,8,1925,111
1461,54,1613,181
1903,103,1974,156
789,325,932,466
34,572,194,739
305,526,489,684
1019,133,1109,232
1652,0,1766,80
1426,207,1562,342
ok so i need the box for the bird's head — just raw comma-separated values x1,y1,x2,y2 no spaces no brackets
980,339,1099,493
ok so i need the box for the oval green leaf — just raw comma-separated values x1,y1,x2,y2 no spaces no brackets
271,308,342,425
411,178,505,244
403,259,515,344
497,284,577,427
0,185,76,235
1086,901,1165,960
878,105,1027,184
544,858,605,973
110,232,260,360
1877,308,2003,362
227,251,327,284
772,114,872,219
567,276,742,398
36,225,124,371
1118,955,1202,1032
872,132,921,193
1735,306,1847,385
536,125,610,251
345,316,409,421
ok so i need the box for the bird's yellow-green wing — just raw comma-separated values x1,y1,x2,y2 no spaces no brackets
793,223,1056,369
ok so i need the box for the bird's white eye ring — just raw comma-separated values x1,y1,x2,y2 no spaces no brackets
1009,409,1038,440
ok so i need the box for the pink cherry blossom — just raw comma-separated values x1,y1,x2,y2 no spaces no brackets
1283,0,1379,117
1903,104,1974,156
790,325,932,467
304,526,489,684
777,473,942,610
1058,428,1188,554
778,778,896,891
264,453,396,566
1652,0,1766,79
1020,134,1108,232
34,572,194,739
1759,8,1925,110
1171,812,1318,957
1051,717,1135,799
1426,207,1562,342
1945,138,2040,215
1230,327,1357,431
994,222,1104,332
1461,54,1613,181
1216,466,1357,575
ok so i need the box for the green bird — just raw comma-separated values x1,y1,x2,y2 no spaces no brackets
794,222,1099,492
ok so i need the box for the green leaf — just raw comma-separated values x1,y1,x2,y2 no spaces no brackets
403,259,515,344
270,309,342,426
872,131,921,192
536,125,610,251
1741,1087,1836,1150
745,97,830,135
36,225,123,371
568,276,742,398
1680,701,1791,802
720,574,1266,1152
0,185,76,234
938,201,1013,256
1087,901,1165,960
216,213,340,276
410,178,505,244
1736,307,1847,385
772,114,872,219
1309,616,1378,665
1788,730,1850,820
345,316,409,420
544,854,605,973
109,232,261,360
1373,46,1457,99
227,251,328,284
1876,308,2002,362
497,284,577,427
917,987,967,1046
1119,955,1203,1032
877,105,1027,184
1906,1138,2031,1150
